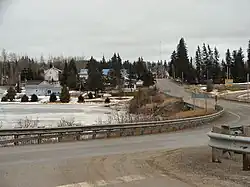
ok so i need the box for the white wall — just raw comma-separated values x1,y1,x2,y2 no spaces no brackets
26,86,61,96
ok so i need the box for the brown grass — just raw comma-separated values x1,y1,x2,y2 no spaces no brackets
168,108,215,119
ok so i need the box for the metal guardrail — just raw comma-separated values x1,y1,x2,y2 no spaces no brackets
0,105,224,147
207,125,250,171
208,132,250,153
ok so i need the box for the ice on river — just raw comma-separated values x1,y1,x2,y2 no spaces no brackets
0,103,112,128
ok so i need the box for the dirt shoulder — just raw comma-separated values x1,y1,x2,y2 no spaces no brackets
144,146,249,187
76,146,249,187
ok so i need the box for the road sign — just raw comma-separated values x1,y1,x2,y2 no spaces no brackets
164,89,171,93
191,92,209,99
225,79,233,86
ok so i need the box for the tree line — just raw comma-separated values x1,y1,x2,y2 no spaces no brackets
0,51,163,88
169,38,250,84
60,54,156,93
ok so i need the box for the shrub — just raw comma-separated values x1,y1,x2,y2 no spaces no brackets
60,85,70,103
88,92,93,99
50,93,57,102
21,95,29,102
1,96,7,102
30,94,38,102
206,79,214,92
6,87,16,101
78,95,85,103
104,97,110,103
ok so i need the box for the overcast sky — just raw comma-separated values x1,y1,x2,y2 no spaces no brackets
0,0,249,62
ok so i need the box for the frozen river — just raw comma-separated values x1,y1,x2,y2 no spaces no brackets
0,103,112,128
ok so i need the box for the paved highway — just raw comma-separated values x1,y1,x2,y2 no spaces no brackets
1,78,249,187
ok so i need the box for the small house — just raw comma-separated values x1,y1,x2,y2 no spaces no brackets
25,66,62,96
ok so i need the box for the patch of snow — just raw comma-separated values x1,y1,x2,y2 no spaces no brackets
0,103,113,128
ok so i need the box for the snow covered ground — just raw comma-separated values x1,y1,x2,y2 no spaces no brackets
0,103,112,129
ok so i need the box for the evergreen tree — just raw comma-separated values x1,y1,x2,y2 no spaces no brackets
100,56,108,69
202,43,209,80
123,60,130,70
49,93,57,102
60,85,70,103
142,71,155,87
213,47,221,82
176,38,189,82
60,61,68,86
87,57,104,95
6,87,16,101
77,95,85,103
169,51,177,78
127,63,136,88
225,49,232,79
236,48,246,82
21,95,29,102
221,59,227,81
27,67,34,80
247,40,250,74
195,46,202,82
187,57,196,83
67,59,78,89
116,53,122,87
207,45,214,79
30,94,38,102
135,57,147,80
231,49,245,82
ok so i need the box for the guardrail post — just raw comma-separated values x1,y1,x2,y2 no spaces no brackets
92,131,96,139
107,130,111,138
243,127,250,171
38,134,42,144
132,128,136,136
14,135,19,146
140,128,145,135
158,126,162,133
212,126,222,163
120,129,124,137
58,133,63,142
76,133,80,141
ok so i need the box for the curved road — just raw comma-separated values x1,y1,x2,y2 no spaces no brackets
0,79,249,187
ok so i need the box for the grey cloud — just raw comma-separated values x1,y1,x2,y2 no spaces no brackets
0,0,250,61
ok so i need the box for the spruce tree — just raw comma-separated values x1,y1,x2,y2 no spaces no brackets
142,71,155,87
213,47,221,82
207,45,214,79
247,40,250,74
195,46,202,82
135,57,147,80
87,57,104,95
60,61,68,86
236,48,246,82
6,87,16,101
221,59,227,81
60,85,70,103
202,43,209,80
225,49,232,79
169,50,177,78
176,38,189,82
67,59,78,90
